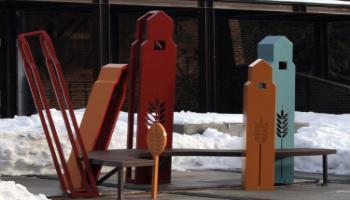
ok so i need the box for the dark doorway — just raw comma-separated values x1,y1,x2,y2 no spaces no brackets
0,11,5,118
0,11,18,118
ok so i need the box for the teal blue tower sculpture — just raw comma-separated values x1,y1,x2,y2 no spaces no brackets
258,36,295,184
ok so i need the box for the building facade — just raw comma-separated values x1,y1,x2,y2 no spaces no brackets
1,0,350,118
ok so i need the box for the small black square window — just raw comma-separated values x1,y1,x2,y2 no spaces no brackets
279,61,287,70
154,41,166,50
258,82,266,90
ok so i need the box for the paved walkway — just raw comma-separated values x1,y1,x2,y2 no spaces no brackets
2,170,350,199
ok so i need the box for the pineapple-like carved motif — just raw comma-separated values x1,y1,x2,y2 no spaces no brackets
145,98,166,127
276,109,288,139
254,118,269,144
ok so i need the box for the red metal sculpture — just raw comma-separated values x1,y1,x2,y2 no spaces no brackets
17,31,99,197
127,11,177,184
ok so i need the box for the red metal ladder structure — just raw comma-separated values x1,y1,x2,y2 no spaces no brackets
17,31,100,198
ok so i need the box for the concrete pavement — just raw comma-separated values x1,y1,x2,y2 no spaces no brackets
2,170,350,199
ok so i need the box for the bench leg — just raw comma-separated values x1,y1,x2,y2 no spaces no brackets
118,168,124,200
97,167,119,185
322,155,328,186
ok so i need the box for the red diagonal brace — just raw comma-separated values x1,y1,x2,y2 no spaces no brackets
18,30,99,198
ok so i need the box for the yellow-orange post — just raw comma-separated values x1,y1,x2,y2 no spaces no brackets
147,123,167,200
242,59,276,190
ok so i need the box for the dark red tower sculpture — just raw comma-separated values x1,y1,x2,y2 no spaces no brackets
127,11,177,184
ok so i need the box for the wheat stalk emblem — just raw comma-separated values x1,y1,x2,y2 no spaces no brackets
276,109,288,140
146,98,166,127
276,108,289,179
254,117,269,186
254,118,268,144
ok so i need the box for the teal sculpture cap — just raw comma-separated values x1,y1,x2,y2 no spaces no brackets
258,36,293,62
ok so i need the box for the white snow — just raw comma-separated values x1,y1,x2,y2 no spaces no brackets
174,111,243,124
0,109,348,177
173,128,243,171
0,180,48,200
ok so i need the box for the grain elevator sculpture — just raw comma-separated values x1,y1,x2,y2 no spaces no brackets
258,36,296,184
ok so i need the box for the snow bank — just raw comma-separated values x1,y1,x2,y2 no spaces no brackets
0,180,48,200
0,110,348,175
0,109,130,175
294,112,350,175
174,111,243,124
172,128,243,171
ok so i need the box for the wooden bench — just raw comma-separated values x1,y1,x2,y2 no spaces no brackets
88,122,167,200
89,156,154,199
88,147,336,193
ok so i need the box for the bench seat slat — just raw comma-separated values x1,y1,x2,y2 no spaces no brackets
87,148,336,167
88,154,154,167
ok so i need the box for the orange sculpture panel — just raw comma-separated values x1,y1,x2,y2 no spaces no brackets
67,64,128,188
242,59,276,190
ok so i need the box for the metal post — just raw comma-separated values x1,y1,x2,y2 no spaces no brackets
97,0,110,67
322,155,328,186
118,168,124,200
110,7,119,63
314,22,328,79
3,11,18,118
17,11,29,116
0,13,4,118
198,0,216,112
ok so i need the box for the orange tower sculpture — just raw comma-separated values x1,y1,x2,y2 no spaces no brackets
242,59,276,190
